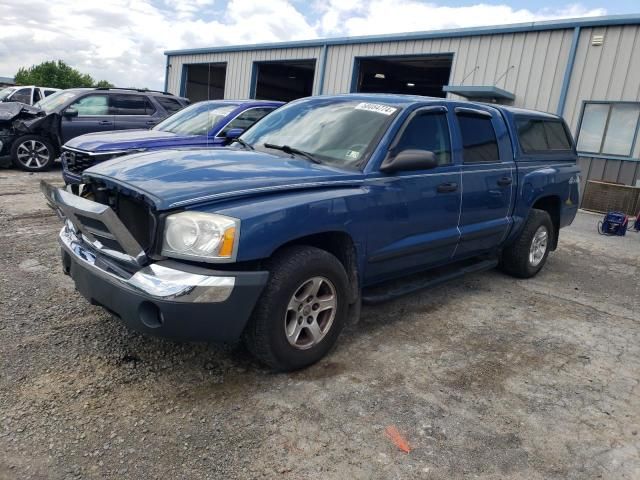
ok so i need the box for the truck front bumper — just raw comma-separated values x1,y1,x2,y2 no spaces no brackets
59,226,268,342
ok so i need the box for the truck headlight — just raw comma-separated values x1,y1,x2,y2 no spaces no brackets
162,211,239,262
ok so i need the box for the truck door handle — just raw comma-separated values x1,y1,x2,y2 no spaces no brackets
437,182,458,193
98,120,113,126
497,177,513,186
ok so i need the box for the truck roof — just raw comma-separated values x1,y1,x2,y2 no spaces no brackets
312,93,564,120
492,104,563,121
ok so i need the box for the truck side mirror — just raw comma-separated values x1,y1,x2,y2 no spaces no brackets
380,149,438,173
63,108,79,118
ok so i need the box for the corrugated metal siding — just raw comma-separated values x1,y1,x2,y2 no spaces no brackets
562,25,640,188
578,157,640,191
319,29,574,111
166,46,323,99
166,23,640,186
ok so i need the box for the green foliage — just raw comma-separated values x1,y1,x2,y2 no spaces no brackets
94,79,115,88
14,60,113,89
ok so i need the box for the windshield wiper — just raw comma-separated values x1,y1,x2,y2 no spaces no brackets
263,143,321,164
230,138,254,150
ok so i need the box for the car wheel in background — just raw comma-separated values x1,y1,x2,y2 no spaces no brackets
500,208,554,278
243,246,350,371
11,135,55,172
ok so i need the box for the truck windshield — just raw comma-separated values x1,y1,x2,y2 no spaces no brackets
153,102,238,136
34,90,81,112
240,98,399,168
0,87,17,101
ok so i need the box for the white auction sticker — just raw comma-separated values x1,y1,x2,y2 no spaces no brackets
354,102,397,116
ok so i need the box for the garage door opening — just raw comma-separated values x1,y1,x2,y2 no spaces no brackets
354,55,453,97
253,60,316,102
184,63,227,102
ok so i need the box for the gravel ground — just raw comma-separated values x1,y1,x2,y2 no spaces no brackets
0,168,638,480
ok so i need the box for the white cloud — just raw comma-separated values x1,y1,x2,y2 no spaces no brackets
322,2,606,36
0,0,606,91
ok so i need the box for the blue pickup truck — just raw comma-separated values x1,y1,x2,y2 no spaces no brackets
42,94,580,371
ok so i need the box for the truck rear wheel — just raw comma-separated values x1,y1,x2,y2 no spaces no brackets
243,246,350,371
500,209,554,278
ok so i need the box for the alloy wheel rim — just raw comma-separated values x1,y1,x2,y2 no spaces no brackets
16,140,50,169
529,226,548,267
284,276,337,350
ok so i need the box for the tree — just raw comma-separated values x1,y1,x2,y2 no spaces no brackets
94,79,115,88
14,60,114,89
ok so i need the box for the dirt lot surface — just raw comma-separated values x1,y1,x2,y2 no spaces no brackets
0,168,638,480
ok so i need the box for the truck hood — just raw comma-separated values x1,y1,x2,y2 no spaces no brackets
83,148,363,210
64,129,210,152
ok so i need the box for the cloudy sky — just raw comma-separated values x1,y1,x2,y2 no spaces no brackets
0,0,634,90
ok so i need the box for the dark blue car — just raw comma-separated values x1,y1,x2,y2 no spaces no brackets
61,99,283,185
43,94,580,371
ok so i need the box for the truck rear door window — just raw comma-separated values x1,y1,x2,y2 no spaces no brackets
517,118,572,153
457,112,499,163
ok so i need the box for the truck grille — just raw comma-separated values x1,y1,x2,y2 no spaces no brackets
114,194,153,251
41,182,151,266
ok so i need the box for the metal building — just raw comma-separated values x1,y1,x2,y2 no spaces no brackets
165,15,640,189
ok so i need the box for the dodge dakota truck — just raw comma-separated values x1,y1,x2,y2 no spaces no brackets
42,94,580,371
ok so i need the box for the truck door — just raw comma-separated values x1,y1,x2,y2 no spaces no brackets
365,105,462,283
453,106,514,258
60,93,115,143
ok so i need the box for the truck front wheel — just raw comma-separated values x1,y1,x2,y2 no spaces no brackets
11,135,55,172
243,246,350,371
500,209,554,278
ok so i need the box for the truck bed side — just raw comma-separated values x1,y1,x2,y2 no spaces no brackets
497,107,581,249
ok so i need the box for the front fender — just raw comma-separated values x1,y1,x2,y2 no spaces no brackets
196,187,370,262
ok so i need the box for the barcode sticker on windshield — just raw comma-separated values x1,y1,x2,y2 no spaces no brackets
355,102,397,116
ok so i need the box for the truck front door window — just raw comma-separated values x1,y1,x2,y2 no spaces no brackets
394,111,451,165
218,107,275,137
11,88,32,104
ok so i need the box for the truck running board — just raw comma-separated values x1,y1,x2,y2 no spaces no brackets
362,257,499,305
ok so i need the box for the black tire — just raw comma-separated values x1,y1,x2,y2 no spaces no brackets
500,209,554,279
243,246,350,371
10,135,55,172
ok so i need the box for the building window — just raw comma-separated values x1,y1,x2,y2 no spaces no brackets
577,102,640,157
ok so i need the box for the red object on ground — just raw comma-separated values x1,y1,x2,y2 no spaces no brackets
384,425,411,454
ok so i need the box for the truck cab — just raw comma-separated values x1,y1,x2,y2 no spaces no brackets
42,94,580,371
